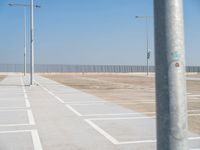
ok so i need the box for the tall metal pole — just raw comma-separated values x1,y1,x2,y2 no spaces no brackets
30,0,34,85
145,17,149,76
154,0,188,150
24,8,27,76
135,16,151,76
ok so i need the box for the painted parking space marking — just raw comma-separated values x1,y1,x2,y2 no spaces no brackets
36,82,65,104
65,104,83,116
0,109,35,126
36,75,200,149
0,129,43,150
85,117,200,145
65,103,200,117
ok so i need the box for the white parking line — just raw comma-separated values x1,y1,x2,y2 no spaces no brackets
85,118,200,145
88,116,154,121
65,104,82,116
27,110,36,125
65,104,200,117
85,119,119,144
0,129,43,150
31,130,43,150
36,82,65,104
54,95,65,104
25,98,31,108
80,112,155,117
64,100,200,105
0,109,35,126
69,102,155,106
0,109,30,112
21,77,31,108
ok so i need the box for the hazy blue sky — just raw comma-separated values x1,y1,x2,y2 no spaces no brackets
0,0,199,65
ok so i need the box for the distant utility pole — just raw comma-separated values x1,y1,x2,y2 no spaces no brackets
30,0,40,85
30,0,34,85
8,4,28,76
135,16,152,76
154,0,188,150
8,2,40,78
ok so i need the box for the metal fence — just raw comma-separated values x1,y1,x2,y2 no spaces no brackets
0,64,200,73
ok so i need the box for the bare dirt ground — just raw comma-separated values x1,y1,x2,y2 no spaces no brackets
43,73,200,134
0,75,6,81
187,73,200,78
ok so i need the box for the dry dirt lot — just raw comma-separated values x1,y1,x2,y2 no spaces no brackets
0,75,6,81
43,73,200,134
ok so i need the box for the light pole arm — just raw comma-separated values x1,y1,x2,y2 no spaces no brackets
8,3,41,8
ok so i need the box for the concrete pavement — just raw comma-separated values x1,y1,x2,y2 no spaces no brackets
0,74,199,150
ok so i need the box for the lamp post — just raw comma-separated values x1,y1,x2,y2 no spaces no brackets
135,16,152,76
30,0,41,85
8,2,40,84
30,0,34,85
154,0,188,149
8,4,28,76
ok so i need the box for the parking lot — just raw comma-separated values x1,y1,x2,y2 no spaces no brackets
0,73,200,150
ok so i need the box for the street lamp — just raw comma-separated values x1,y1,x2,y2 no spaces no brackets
30,0,34,86
8,2,40,85
8,3,40,78
135,16,152,76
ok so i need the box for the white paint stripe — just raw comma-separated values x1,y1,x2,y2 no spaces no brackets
81,112,155,117
54,96,65,103
25,98,31,107
83,113,200,118
118,136,200,145
86,114,200,120
0,129,43,150
0,109,29,112
86,119,200,146
63,100,200,105
65,103,200,117
47,90,54,95
31,130,43,150
118,102,155,105
27,110,35,125
85,119,119,144
20,76,31,108
65,104,82,116
37,81,65,104
43,87,48,91
0,110,35,126
24,94,28,99
0,129,33,134
64,101,108,104
69,102,155,106
69,103,106,106
89,116,154,121
0,106,30,109
0,123,32,127
118,140,156,144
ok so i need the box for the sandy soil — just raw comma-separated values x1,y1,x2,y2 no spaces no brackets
0,75,6,81
43,73,200,134
187,73,200,78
